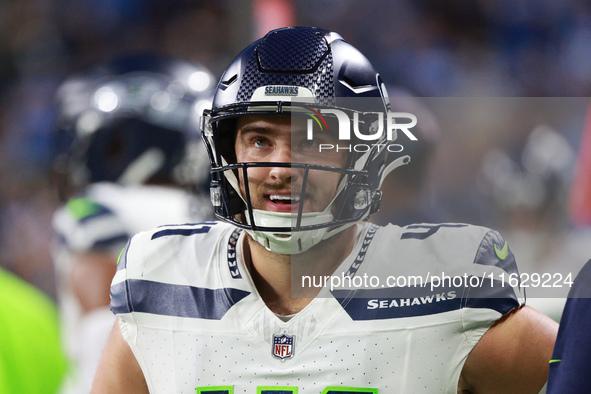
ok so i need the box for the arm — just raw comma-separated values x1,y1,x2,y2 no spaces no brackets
69,251,120,391
91,319,149,393
70,251,116,313
460,305,558,393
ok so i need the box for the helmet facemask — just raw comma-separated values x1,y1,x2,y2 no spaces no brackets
203,100,407,254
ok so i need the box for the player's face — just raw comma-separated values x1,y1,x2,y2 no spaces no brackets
234,115,347,214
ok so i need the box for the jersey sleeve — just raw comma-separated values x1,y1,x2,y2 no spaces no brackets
109,238,133,319
107,232,153,389
108,221,237,389
53,197,130,257
460,228,525,347
109,222,227,323
108,234,144,362
465,229,525,314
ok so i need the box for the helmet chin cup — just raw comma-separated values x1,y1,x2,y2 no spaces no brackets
245,209,336,254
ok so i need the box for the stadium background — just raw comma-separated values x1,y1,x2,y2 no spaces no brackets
0,0,590,318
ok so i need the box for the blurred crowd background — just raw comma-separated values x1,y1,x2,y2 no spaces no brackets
1,0,591,301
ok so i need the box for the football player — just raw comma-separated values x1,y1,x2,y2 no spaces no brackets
93,28,558,393
51,52,214,394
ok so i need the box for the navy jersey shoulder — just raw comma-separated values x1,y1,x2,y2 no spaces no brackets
547,259,591,393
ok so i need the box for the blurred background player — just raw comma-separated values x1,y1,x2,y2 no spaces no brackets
547,258,591,393
50,52,214,394
547,99,591,393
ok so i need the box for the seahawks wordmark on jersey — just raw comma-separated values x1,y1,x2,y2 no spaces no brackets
111,221,523,393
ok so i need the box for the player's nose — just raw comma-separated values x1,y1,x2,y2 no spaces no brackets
268,144,302,183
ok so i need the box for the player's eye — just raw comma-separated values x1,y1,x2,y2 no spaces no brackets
253,137,270,148
300,139,318,148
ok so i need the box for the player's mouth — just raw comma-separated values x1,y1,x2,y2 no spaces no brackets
265,193,304,212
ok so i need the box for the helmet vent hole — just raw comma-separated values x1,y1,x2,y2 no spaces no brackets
221,74,238,88
342,75,364,88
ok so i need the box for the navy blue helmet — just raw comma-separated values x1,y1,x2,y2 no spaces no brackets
52,52,214,200
202,27,407,254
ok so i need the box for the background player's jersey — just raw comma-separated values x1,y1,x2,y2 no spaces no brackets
111,221,524,394
547,259,591,393
52,182,203,394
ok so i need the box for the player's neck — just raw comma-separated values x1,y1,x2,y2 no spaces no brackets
244,226,357,315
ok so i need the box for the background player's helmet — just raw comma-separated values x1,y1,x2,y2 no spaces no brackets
202,27,408,254
52,52,214,201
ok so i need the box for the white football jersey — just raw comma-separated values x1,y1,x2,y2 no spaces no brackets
52,182,207,394
111,221,524,393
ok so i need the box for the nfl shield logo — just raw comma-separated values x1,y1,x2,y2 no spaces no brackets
272,332,295,361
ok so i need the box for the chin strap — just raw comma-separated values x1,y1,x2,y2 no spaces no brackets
221,157,248,205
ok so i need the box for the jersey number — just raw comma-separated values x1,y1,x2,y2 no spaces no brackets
196,387,377,393
151,222,216,240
